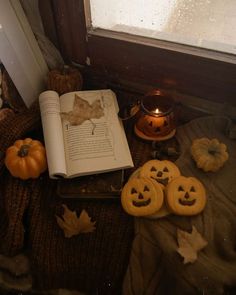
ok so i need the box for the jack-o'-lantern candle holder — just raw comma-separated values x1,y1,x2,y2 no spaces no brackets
134,90,176,141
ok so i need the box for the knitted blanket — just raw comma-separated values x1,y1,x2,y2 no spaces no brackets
123,116,236,295
0,106,134,294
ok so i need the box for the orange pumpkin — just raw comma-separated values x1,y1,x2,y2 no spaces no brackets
5,138,47,180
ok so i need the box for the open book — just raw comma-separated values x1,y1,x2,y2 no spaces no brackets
39,89,134,179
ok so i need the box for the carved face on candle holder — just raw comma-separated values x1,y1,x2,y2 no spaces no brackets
135,90,176,141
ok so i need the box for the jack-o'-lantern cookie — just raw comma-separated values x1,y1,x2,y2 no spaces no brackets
166,176,206,216
121,177,164,217
128,167,171,218
140,159,181,188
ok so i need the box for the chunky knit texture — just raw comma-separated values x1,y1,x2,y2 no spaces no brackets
0,103,41,255
0,105,135,294
0,103,41,174
27,179,133,294
123,116,236,295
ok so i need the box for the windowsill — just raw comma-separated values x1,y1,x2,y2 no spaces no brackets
88,28,236,64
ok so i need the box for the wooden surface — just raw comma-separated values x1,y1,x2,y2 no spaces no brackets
87,34,236,106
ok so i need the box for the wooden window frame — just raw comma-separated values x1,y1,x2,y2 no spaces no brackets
39,0,236,106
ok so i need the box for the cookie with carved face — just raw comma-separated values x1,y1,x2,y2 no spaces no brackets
121,177,164,217
128,167,171,218
140,159,181,188
166,176,206,216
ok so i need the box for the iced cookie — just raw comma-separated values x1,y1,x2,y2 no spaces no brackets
166,176,206,216
128,167,171,218
121,177,164,217
140,159,181,188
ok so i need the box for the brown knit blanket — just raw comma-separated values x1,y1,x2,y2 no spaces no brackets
0,106,134,294
123,116,236,295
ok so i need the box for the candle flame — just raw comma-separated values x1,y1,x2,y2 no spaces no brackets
154,108,160,114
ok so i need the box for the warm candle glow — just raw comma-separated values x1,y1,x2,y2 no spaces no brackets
134,90,176,141
154,108,160,114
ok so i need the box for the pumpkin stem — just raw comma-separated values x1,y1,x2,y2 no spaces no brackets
208,149,216,155
18,144,30,157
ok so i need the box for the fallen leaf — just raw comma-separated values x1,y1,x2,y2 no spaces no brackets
60,94,104,126
177,226,208,264
56,205,96,238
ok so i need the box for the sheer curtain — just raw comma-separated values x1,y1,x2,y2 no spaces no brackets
20,0,64,69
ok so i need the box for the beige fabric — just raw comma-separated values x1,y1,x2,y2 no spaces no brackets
123,116,236,295
20,0,64,69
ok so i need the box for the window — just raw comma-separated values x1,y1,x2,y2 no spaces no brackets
39,1,236,106
89,0,236,56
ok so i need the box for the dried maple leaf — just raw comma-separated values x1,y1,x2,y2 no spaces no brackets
177,226,208,264
60,94,104,126
56,205,96,238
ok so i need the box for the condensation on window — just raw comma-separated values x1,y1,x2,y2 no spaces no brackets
89,0,236,55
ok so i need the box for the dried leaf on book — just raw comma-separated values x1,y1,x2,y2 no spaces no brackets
177,226,208,264
60,94,104,126
56,204,96,238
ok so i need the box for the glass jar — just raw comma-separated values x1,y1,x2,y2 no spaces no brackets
134,90,176,141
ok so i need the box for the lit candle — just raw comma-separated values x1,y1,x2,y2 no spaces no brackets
151,108,165,127
134,90,176,140
154,108,160,114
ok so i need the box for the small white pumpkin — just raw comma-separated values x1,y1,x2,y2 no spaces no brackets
191,137,229,172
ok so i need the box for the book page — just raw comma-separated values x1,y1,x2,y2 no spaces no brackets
59,89,133,177
39,90,67,178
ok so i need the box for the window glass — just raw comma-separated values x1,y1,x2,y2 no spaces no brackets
90,0,236,55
